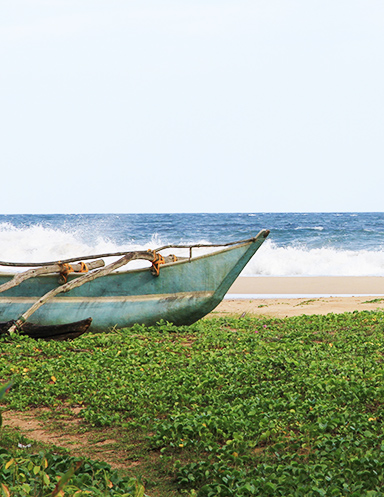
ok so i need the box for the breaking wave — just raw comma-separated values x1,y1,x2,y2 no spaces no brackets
244,240,384,276
1,223,384,276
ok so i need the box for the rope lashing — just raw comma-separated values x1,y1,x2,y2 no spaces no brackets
59,263,74,283
148,250,165,277
78,262,89,273
58,261,89,284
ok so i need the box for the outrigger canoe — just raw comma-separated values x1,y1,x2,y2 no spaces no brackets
0,230,269,338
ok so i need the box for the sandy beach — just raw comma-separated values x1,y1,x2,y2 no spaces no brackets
211,276,384,318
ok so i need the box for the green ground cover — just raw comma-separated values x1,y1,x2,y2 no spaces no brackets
1,311,384,496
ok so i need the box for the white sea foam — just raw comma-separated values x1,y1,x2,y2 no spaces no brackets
0,224,213,272
294,226,324,231
1,225,384,276
243,240,384,276
0,224,116,264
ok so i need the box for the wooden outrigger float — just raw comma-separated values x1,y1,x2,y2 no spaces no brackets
0,230,269,339
0,318,92,341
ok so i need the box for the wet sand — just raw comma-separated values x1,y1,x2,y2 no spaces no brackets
211,276,384,318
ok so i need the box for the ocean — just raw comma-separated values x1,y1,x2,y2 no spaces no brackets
0,212,384,276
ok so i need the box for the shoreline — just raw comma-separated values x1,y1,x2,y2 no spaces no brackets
228,276,384,296
211,276,384,318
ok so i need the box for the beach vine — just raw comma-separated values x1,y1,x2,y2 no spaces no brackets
1,311,384,495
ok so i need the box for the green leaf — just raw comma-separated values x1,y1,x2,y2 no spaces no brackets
51,461,82,496
0,382,12,401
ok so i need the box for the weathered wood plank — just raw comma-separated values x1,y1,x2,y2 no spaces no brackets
0,259,105,294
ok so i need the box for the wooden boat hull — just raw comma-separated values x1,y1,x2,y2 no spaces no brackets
0,318,92,341
0,230,269,331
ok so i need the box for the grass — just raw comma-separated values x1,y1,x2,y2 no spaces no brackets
363,298,384,304
1,311,384,495
295,299,318,306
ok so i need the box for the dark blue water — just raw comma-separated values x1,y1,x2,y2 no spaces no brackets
1,213,384,275
2,212,384,248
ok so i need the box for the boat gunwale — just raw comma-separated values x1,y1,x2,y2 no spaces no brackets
115,235,263,275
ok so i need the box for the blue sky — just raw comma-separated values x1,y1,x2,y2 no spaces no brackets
1,0,383,214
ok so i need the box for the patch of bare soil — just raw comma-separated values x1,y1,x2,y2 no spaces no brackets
2,407,133,470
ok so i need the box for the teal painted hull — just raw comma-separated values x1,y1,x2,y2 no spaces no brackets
0,231,269,331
